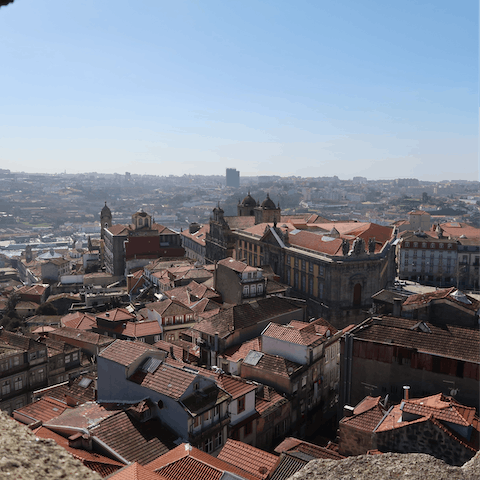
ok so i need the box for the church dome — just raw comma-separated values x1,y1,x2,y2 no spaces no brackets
241,193,256,208
260,193,276,209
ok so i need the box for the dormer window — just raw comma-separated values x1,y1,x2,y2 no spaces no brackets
439,243,444,248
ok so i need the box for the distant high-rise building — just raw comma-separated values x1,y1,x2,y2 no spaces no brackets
226,168,240,188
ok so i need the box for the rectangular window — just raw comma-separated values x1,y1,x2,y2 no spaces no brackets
308,277,313,295
203,410,211,422
72,352,79,362
13,356,19,366
154,335,161,342
237,396,245,413
14,377,23,391
204,437,213,453
65,354,71,364
309,262,313,273
2,380,10,395
214,405,219,417
318,283,324,299
319,265,324,276
294,257,299,268
193,416,201,428
214,431,223,449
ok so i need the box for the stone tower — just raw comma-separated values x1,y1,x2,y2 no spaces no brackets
100,202,112,240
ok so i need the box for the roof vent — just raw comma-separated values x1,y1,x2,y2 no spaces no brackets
450,289,472,305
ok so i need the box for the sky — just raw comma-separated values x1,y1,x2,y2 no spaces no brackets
0,0,478,181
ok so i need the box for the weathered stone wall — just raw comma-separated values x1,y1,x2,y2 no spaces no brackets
376,419,476,466
338,423,374,456
289,452,480,480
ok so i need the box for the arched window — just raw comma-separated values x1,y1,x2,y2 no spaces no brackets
353,283,362,306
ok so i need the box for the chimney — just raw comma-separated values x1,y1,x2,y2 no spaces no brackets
169,345,175,360
403,385,410,400
343,405,355,417
393,298,402,317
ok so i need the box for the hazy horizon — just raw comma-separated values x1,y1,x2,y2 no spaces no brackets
1,1,478,181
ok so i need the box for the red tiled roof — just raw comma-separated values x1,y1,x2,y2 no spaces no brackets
44,402,119,430
99,339,158,366
221,337,263,363
108,224,131,236
245,351,302,378
402,287,480,312
274,437,345,460
255,386,287,416
146,443,258,480
218,257,254,273
217,439,277,479
353,396,382,416
439,222,480,240
13,397,71,424
102,320,163,339
181,224,209,246
61,312,97,330
340,400,385,432
129,362,196,400
35,374,96,406
16,284,48,296
97,308,136,322
145,299,194,317
352,316,480,364
50,327,113,346
107,462,166,480
193,297,302,338
262,319,335,347
90,411,177,465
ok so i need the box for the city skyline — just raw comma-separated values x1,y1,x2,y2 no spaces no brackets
0,1,478,181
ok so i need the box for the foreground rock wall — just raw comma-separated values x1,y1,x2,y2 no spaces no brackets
0,411,101,480
289,452,480,480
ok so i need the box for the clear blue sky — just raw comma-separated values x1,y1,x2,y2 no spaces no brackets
0,0,478,181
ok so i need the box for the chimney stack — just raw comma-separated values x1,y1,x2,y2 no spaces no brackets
403,385,410,400
393,298,402,317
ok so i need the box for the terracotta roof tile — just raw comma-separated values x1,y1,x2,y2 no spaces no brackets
217,439,277,479
352,316,480,364
193,297,302,339
221,337,263,363
146,443,258,480
274,437,345,461
106,462,166,480
13,397,71,424
255,387,287,416
245,351,302,378
61,312,97,330
99,339,158,366
341,406,386,432
129,362,196,400
402,287,480,312
97,308,136,322
44,402,120,431
91,411,177,465
262,318,335,347
35,374,96,406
